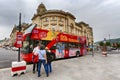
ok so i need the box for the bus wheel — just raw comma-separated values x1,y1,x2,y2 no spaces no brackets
51,52,56,61
52,54,56,60
76,51,80,57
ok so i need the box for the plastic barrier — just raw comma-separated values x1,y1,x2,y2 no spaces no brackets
11,61,26,76
102,51,107,57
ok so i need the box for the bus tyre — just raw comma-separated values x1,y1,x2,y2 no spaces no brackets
52,54,56,60
51,52,56,61
76,51,80,57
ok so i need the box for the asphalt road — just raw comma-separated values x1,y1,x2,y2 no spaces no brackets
0,48,18,69
0,50,120,80
0,48,120,69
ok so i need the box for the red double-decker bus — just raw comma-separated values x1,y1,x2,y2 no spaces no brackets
20,24,87,62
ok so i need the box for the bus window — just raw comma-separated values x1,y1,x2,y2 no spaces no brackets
56,42,65,50
65,43,69,49
23,41,29,48
21,41,29,54
41,40,50,47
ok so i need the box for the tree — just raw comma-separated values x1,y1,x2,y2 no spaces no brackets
99,41,104,46
106,41,111,46
117,43,120,51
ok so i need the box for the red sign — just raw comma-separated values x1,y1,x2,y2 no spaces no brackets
14,32,23,48
17,32,23,40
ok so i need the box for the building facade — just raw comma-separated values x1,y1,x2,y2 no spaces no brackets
31,3,94,46
9,23,29,46
9,3,93,47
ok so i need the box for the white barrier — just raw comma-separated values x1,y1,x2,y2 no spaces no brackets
102,51,107,56
11,61,26,76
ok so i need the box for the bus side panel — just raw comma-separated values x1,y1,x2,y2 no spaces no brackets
80,47,87,56
80,47,84,56
21,53,33,62
69,48,80,57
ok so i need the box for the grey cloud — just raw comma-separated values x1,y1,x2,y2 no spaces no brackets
0,0,120,41
0,0,26,27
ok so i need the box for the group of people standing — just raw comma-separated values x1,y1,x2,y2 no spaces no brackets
32,43,52,77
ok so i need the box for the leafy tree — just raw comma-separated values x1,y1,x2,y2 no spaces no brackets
106,41,111,46
99,41,104,46
117,43,120,48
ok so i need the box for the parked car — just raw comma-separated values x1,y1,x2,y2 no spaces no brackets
111,47,117,50
107,46,112,51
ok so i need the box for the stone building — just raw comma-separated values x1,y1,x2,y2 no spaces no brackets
9,23,29,46
31,3,94,46
9,3,93,47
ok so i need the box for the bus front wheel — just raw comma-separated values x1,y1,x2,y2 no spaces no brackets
51,52,56,61
76,51,80,57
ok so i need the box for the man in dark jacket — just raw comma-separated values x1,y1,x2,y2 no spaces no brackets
46,47,52,73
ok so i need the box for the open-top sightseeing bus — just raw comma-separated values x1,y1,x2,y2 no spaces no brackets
20,24,87,62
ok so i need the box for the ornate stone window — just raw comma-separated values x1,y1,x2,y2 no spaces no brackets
59,17,63,22
70,23,74,34
60,26,63,32
44,17,48,22
43,26,49,30
51,17,56,21
52,26,56,31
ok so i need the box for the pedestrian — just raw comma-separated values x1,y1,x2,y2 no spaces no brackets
32,43,40,74
37,45,49,77
91,48,94,57
102,46,107,57
45,47,52,73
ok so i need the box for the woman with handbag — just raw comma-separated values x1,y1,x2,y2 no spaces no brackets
32,43,40,74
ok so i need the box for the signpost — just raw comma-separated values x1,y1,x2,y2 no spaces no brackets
11,13,26,76
18,13,22,62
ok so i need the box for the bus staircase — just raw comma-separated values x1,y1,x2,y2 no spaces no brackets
46,38,57,50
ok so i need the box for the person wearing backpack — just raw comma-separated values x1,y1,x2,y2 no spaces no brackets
45,47,52,73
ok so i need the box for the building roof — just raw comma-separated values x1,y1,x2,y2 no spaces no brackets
78,21,89,26
32,3,76,20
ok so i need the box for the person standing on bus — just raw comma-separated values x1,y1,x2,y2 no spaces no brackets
32,43,40,74
37,45,49,77
45,47,52,73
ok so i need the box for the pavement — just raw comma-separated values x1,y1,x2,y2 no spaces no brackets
0,52,120,80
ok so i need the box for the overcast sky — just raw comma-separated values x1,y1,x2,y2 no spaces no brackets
0,0,120,42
